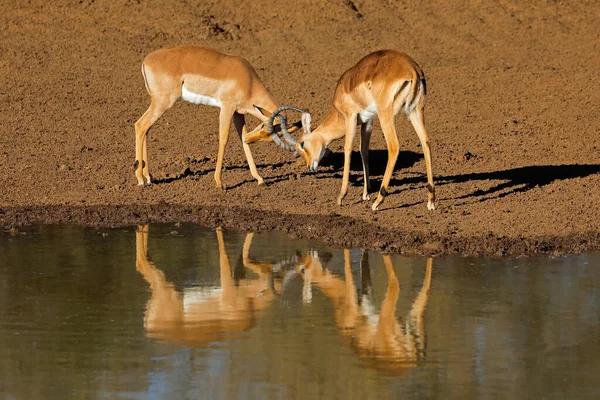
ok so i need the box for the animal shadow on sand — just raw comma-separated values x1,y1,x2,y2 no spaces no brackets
316,150,423,178
152,160,296,186
314,151,600,209
438,164,600,205
389,163,600,209
151,149,600,207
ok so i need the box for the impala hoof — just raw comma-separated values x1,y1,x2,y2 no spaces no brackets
363,193,370,201
371,196,383,211
427,201,436,211
257,179,266,187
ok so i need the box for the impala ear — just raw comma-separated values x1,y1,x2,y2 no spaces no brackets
254,105,271,118
301,112,312,135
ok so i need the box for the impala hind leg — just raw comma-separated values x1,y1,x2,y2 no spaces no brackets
360,121,374,201
215,106,235,189
134,96,176,186
409,107,435,210
372,109,399,211
233,112,265,186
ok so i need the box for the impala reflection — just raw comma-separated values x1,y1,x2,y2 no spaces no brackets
297,250,432,374
135,225,293,346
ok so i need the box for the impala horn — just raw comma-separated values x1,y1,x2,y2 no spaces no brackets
267,106,309,151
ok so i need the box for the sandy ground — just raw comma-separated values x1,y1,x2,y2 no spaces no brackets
1,0,600,256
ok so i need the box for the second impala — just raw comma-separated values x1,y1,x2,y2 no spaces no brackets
247,50,436,211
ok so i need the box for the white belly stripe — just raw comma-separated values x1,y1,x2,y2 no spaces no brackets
183,287,223,313
359,103,378,122
181,85,222,108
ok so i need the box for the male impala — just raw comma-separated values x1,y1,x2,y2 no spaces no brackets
135,45,307,188
135,225,289,346
297,250,433,373
248,50,435,211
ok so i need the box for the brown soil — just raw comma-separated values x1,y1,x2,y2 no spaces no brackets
1,0,600,257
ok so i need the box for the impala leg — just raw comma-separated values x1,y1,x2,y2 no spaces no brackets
135,224,149,259
378,255,400,334
410,107,436,210
337,113,358,206
360,121,374,201
134,97,175,186
215,106,235,189
134,107,152,186
233,112,265,186
142,134,150,185
343,249,358,310
409,257,433,353
372,109,399,211
381,255,400,307
216,227,235,300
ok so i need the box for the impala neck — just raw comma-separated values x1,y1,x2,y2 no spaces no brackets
314,108,346,146
248,84,280,121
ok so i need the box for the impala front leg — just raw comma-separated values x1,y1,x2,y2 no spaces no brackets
337,113,358,206
360,121,373,201
215,106,235,189
142,134,151,185
233,112,265,186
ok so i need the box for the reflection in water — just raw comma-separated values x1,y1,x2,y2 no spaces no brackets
137,224,432,373
1,224,599,399
136,225,287,346
297,250,432,374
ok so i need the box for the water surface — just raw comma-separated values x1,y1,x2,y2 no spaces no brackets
0,224,598,399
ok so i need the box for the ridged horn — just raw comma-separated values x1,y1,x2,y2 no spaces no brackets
267,106,309,149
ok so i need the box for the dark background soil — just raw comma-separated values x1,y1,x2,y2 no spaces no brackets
1,0,599,256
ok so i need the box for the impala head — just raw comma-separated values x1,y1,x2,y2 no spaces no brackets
296,114,329,172
245,106,308,152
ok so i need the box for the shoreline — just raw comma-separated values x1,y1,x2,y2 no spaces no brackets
2,204,598,257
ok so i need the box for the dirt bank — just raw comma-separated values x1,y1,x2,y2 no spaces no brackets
1,0,599,256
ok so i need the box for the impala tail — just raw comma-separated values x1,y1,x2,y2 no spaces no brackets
404,74,426,117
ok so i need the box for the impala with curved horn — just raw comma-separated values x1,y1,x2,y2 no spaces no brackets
135,45,308,188
291,50,435,211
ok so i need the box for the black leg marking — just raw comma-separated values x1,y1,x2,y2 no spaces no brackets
133,160,139,171
379,187,388,197
426,184,434,193
142,160,146,169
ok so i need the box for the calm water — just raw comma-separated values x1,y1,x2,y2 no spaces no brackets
0,224,599,400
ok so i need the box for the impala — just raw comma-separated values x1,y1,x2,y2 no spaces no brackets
248,50,435,211
297,250,433,373
134,45,307,188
